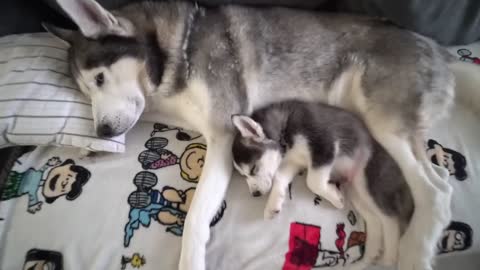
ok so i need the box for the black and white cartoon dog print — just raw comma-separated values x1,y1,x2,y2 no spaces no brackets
23,249,63,270
426,139,467,181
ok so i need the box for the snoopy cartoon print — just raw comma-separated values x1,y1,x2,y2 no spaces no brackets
1,157,91,214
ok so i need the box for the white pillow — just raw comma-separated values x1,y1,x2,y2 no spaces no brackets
0,33,125,152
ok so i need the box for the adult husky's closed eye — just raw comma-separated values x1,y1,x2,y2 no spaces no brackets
46,0,480,269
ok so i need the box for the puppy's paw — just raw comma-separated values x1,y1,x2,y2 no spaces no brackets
325,188,345,209
79,149,96,160
264,207,281,220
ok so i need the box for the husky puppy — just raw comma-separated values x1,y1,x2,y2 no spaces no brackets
231,101,371,209
232,100,415,265
44,0,480,269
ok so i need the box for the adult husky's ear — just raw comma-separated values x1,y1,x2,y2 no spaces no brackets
56,0,123,38
42,23,75,45
231,115,266,140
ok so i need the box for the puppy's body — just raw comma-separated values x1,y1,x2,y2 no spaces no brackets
44,0,480,269
232,100,414,265
232,100,372,208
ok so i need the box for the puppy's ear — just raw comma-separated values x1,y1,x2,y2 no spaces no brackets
56,0,124,38
231,115,266,140
42,23,75,45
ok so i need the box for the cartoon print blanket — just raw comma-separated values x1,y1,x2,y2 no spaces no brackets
1,49,480,270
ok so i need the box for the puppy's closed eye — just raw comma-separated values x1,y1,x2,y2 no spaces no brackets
250,165,258,176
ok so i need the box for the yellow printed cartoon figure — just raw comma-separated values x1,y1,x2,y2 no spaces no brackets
124,171,226,246
179,143,206,183
157,187,196,226
121,253,146,269
124,171,196,246
138,138,206,183
1,157,91,214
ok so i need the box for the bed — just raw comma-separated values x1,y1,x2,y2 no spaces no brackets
1,1,480,269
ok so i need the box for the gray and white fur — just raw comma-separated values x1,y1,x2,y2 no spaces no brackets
232,100,414,266
43,0,480,269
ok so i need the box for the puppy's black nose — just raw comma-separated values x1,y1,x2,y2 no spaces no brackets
252,191,262,197
97,123,114,138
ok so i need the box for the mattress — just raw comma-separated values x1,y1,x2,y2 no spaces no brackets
1,49,480,270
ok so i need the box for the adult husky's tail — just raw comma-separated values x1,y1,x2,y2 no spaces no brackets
449,61,480,114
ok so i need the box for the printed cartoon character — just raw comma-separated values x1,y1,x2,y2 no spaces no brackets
457,48,480,65
124,171,193,246
283,222,365,270
1,157,91,214
179,143,206,183
151,123,202,141
348,211,357,226
313,195,322,205
438,221,473,254
124,171,226,247
23,249,63,270
138,138,206,183
138,137,178,170
426,139,467,181
121,253,146,269
315,224,364,268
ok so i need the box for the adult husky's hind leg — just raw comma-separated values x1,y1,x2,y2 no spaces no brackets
449,61,480,116
363,123,451,270
179,132,234,270
347,183,383,266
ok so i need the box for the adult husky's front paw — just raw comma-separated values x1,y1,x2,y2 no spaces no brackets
398,244,432,270
179,244,206,270
397,220,435,270
179,223,207,270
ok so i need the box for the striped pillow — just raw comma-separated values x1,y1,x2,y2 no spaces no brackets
0,33,125,152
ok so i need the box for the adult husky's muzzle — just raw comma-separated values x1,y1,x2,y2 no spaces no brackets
96,123,115,138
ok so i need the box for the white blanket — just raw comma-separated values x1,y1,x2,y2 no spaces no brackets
1,47,480,270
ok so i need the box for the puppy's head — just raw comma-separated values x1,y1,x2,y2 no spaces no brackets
231,115,282,197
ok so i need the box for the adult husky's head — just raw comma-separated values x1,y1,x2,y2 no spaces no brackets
44,0,184,137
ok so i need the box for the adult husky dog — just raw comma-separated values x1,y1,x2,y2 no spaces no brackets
44,0,479,269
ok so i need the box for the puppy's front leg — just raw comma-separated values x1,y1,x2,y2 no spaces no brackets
179,132,234,270
306,164,345,209
265,162,301,219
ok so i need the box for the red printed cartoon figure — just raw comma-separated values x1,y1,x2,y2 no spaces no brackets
457,49,480,65
283,222,365,270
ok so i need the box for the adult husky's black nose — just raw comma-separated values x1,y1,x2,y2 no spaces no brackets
97,123,114,138
252,191,262,197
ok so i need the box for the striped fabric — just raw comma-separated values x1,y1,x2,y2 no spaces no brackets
0,33,125,152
